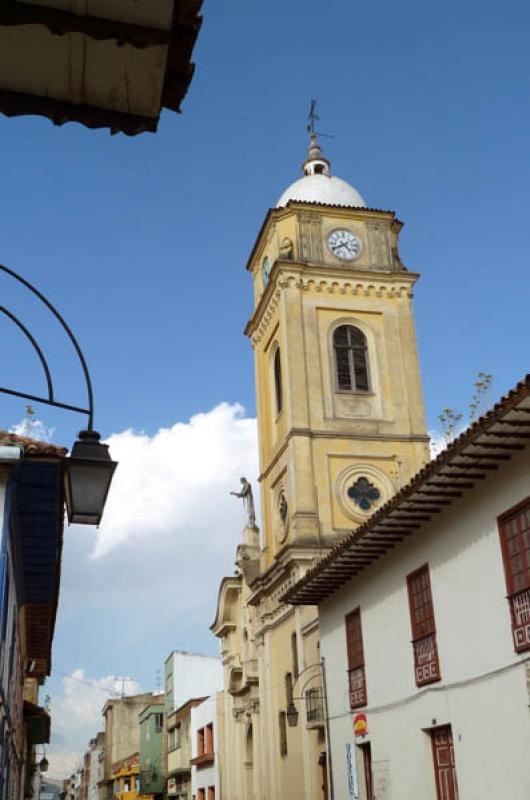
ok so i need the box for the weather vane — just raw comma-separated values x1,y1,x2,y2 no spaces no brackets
307,97,319,134
306,97,334,139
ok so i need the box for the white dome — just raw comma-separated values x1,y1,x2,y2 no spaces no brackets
276,173,366,209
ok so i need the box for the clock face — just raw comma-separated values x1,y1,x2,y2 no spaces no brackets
262,256,271,287
327,229,362,261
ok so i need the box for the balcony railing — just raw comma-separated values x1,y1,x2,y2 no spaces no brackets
510,587,530,652
348,666,367,709
305,688,324,726
412,633,441,686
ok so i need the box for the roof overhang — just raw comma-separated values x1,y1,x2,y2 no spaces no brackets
0,0,202,135
284,374,530,606
14,457,65,679
23,700,51,744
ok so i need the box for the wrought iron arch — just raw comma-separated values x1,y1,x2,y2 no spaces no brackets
0,263,94,430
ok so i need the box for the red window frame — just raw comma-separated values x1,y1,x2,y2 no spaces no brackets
345,607,367,708
406,564,441,687
498,497,530,653
431,725,459,800
205,722,214,755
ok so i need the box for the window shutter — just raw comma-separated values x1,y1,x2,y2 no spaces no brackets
498,499,530,653
345,608,367,708
406,565,441,686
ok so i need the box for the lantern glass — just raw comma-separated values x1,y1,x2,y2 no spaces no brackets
286,701,299,728
65,431,117,526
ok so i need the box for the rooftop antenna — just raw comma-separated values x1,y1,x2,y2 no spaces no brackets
306,97,334,139
155,669,161,693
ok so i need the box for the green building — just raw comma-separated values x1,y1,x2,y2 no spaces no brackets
139,699,165,797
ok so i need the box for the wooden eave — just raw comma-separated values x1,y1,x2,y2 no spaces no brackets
0,0,202,135
283,375,530,606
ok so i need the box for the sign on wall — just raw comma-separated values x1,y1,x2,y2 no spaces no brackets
353,712,368,737
167,778,177,796
345,742,359,800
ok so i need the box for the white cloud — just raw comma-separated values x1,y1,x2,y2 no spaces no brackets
429,429,447,459
10,416,55,442
92,402,259,558
48,670,141,777
47,402,259,776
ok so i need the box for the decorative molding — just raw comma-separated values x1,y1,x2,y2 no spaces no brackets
250,273,413,346
336,462,396,523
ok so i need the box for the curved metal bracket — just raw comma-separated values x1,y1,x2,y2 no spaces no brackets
0,263,94,430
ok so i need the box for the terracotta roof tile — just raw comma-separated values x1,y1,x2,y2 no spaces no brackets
0,431,67,457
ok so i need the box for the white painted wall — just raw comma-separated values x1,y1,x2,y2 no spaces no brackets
319,449,530,800
166,652,223,713
190,695,219,799
88,746,103,800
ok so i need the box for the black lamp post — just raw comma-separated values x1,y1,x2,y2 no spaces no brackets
0,263,117,525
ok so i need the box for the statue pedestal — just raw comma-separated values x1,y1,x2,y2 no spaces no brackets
243,524,260,547
236,525,261,584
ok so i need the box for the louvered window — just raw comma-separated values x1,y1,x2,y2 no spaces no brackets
498,499,530,653
333,325,369,392
274,348,283,414
407,565,441,686
345,608,367,708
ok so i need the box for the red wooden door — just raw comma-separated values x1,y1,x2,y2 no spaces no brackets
431,726,459,800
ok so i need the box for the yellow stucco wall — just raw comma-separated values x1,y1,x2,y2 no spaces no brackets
215,200,430,799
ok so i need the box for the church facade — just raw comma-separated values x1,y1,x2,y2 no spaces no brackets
212,134,430,799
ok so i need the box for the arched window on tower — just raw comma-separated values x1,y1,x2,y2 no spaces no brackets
274,348,283,414
333,325,369,392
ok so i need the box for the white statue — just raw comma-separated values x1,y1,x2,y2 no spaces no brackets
230,477,256,528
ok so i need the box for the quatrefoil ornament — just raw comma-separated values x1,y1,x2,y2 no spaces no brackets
347,477,381,511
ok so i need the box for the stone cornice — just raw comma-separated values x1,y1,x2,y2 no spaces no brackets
245,264,419,345
258,427,430,482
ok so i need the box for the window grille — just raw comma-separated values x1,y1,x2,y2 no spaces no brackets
345,608,367,708
154,712,163,733
499,499,530,652
407,565,441,686
274,348,283,414
333,325,369,392
305,688,324,723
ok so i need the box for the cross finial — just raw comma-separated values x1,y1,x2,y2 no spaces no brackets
307,97,319,135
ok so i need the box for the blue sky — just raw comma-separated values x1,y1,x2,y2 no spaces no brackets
1,0,529,777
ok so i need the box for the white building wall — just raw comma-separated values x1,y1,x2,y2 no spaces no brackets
319,449,530,800
88,747,103,800
166,652,223,713
190,695,219,799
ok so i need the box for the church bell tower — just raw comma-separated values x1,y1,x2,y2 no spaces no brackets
245,133,430,574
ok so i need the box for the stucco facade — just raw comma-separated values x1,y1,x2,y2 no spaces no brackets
190,695,220,800
167,697,206,800
212,136,429,799
287,379,530,800
102,693,158,800
165,652,222,715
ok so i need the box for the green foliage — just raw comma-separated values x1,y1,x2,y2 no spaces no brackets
469,372,493,422
437,372,493,444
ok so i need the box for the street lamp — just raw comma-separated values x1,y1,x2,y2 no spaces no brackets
286,700,299,728
0,263,117,525
65,430,117,525
283,659,335,800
